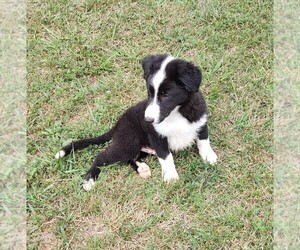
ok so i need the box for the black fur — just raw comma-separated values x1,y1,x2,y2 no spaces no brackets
166,59,202,93
57,54,210,184
142,54,168,80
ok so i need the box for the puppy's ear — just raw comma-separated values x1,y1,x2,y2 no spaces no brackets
177,61,202,93
141,55,153,80
141,54,169,80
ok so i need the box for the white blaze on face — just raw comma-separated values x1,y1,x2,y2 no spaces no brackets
144,56,174,124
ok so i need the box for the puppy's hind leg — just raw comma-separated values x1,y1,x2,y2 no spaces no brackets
83,145,140,191
129,151,151,179
129,160,151,180
136,161,151,179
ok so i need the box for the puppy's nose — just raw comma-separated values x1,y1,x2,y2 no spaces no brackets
144,116,155,123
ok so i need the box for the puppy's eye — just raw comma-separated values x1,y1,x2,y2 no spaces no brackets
161,90,169,97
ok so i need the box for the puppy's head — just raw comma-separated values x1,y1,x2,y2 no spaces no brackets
142,54,202,124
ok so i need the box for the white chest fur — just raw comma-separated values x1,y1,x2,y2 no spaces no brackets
154,107,207,152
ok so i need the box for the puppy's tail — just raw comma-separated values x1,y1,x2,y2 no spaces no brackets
55,129,114,159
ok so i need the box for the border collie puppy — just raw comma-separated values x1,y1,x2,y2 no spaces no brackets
55,54,217,191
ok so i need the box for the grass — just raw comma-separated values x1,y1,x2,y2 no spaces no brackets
1,1,26,249
274,1,300,249
27,0,273,249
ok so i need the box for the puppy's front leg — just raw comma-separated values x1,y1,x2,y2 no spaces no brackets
158,153,179,182
197,124,217,164
149,135,179,182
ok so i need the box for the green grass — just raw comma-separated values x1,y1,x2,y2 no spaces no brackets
1,2,26,249
27,0,273,249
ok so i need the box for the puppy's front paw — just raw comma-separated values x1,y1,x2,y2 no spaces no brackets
199,148,218,165
197,139,218,165
163,168,179,183
137,162,151,179
82,178,95,191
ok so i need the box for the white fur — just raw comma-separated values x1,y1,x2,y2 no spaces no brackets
197,138,218,164
145,56,174,123
154,107,207,152
55,150,65,159
152,56,174,91
136,161,151,179
144,100,160,123
158,154,179,182
82,178,95,191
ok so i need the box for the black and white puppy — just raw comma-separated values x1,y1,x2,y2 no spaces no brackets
55,54,217,191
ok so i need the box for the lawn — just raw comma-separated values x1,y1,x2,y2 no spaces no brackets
27,0,273,249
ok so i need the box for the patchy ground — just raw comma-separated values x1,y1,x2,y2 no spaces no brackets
27,0,273,249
